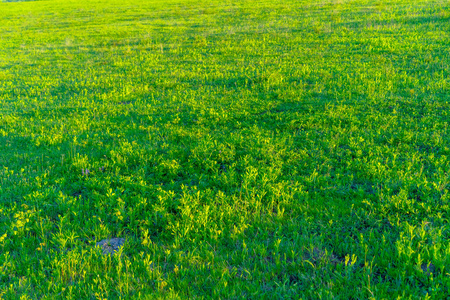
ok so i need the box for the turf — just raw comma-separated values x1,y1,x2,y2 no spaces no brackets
0,0,449,298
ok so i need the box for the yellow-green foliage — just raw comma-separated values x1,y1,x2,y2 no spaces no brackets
0,0,449,298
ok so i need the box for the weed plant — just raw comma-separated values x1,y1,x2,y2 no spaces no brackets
0,0,449,298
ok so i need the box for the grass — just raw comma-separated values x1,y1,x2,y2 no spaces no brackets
0,0,449,298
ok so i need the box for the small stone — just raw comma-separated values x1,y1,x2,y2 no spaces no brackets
421,262,435,275
96,238,126,255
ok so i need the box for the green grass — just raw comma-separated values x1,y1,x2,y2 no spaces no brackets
1,0,450,298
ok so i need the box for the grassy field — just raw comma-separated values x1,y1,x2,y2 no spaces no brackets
1,0,450,298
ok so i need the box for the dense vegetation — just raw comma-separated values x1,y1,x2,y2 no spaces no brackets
1,0,449,298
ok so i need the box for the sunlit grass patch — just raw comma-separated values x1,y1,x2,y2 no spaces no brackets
1,0,450,298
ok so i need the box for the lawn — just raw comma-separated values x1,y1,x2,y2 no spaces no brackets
0,0,449,298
